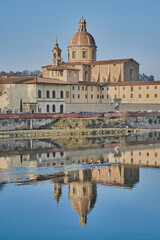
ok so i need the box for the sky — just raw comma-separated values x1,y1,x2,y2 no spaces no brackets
0,0,160,79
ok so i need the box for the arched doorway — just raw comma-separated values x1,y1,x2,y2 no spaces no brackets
60,104,63,113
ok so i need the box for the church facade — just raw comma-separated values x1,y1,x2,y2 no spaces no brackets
0,17,159,113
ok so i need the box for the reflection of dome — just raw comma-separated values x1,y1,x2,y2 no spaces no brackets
69,31,96,46
69,180,97,227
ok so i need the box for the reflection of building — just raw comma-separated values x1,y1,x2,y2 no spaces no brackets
107,143,160,168
53,183,62,204
92,165,139,187
51,165,139,227
1,138,160,169
69,170,96,227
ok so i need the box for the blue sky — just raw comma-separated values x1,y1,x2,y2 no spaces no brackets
0,0,160,79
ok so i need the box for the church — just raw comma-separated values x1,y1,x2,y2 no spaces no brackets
0,17,160,113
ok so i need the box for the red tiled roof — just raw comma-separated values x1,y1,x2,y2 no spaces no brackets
46,65,80,71
41,58,139,69
0,76,69,85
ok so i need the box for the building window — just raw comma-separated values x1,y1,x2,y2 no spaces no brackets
107,95,109,98
102,87,104,91
85,94,87,98
123,94,125,98
52,104,56,113
78,86,80,90
155,94,157,98
97,87,99,91
115,87,117,90
38,90,41,98
82,51,87,59
54,53,56,60
72,51,76,59
115,95,117,98
130,69,134,78
102,95,104,99
104,78,106,83
85,87,87,91
155,86,157,89
72,86,74,90
60,70,63,76
131,94,133,98
91,87,93,91
73,94,74,98
146,86,149,89
82,86,84,91
85,71,88,81
52,90,56,98
60,91,64,98
146,94,149,98
139,86,141,90
91,94,93,99
46,104,50,113
97,95,99,99
60,105,63,113
46,90,50,98
139,94,141,98
38,104,41,113
66,91,69,98
131,87,133,92
78,94,80,98
123,87,125,90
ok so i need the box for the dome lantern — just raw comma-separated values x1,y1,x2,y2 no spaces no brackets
78,16,87,32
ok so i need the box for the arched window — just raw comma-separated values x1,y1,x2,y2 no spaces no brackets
85,71,88,81
52,104,56,113
38,104,41,113
60,104,63,113
38,90,41,98
52,90,56,98
46,104,50,113
60,90,64,98
54,53,56,60
72,51,76,59
82,51,87,59
46,90,50,98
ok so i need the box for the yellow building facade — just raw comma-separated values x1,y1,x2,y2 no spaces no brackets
0,17,159,113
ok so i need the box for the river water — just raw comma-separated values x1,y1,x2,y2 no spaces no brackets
0,132,160,239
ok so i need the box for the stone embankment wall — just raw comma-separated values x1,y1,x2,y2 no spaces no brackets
0,112,160,131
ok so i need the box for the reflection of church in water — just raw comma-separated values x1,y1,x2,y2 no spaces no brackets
52,164,139,227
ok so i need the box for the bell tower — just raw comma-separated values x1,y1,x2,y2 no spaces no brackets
52,40,62,66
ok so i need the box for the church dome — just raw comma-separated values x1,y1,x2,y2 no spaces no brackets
69,17,96,46
68,17,97,63
69,31,96,46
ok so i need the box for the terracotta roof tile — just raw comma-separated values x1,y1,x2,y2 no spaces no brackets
69,31,96,46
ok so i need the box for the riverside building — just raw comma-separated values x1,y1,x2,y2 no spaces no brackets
0,17,159,113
